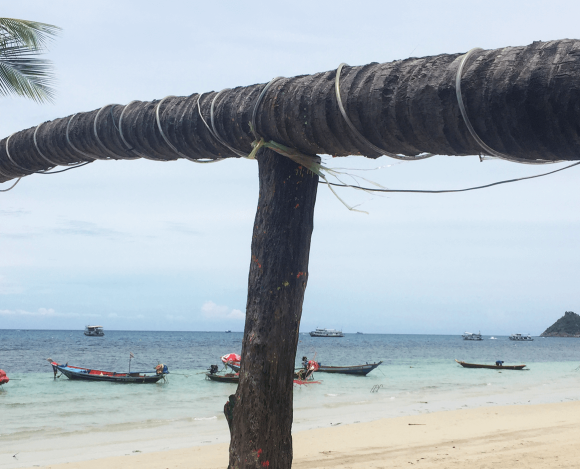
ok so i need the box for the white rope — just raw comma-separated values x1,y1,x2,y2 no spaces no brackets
66,114,98,161
155,95,223,164
5,133,35,175
250,76,284,142
455,48,563,165
34,123,60,166
335,63,434,161
118,101,161,161
209,89,249,158
93,104,129,160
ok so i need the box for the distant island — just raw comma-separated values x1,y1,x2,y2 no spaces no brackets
541,311,580,337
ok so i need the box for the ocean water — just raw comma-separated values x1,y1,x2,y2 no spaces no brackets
1,330,580,467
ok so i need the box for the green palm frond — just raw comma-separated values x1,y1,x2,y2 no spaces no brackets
0,18,60,103
0,18,60,50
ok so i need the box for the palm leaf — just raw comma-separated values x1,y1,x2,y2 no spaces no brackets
0,18,60,50
0,18,59,103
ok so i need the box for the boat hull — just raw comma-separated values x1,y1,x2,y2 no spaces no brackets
206,373,239,383
455,360,526,370
316,361,383,375
52,363,165,383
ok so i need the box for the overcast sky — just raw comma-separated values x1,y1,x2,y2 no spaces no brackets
1,0,580,334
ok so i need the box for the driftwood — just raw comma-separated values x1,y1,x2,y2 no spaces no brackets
3,39,580,468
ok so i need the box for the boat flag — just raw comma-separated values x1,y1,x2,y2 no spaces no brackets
130,352,134,358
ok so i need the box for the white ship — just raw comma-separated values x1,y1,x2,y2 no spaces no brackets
309,328,344,338
84,325,104,336
509,333,533,341
462,331,483,340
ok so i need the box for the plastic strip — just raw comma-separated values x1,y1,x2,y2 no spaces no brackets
455,48,561,165
5,133,36,175
93,104,128,160
250,76,284,141
335,63,433,161
155,95,222,164
34,123,61,166
66,114,97,162
118,101,161,161
209,89,249,158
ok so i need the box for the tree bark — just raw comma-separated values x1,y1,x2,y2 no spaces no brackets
3,39,580,183
228,148,318,469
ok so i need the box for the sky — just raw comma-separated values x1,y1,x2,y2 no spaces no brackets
1,0,580,335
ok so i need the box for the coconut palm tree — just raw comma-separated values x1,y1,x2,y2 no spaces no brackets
1,39,580,468
0,17,60,103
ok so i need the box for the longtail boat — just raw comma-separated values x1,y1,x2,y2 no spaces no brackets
206,372,239,383
50,361,168,383
315,361,383,376
455,359,526,370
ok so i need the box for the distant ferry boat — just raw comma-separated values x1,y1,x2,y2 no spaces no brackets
462,331,483,341
309,328,344,338
84,325,104,337
509,333,533,341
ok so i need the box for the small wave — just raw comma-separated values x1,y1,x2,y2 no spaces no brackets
325,394,338,397
194,416,217,421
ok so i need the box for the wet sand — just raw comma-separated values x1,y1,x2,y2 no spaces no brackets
20,400,580,468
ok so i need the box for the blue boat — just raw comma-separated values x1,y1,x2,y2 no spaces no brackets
50,361,168,383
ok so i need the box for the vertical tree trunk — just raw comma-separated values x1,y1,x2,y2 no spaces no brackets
227,149,318,468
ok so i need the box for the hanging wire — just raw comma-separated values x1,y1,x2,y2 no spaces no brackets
320,160,580,194
0,177,21,191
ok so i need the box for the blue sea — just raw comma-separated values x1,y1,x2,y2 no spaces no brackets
1,330,580,468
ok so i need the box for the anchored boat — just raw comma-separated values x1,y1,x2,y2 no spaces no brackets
49,360,168,383
316,361,383,376
455,359,526,370
509,333,534,341
84,325,104,337
462,331,483,340
309,328,344,338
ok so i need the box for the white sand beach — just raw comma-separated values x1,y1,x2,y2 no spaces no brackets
18,400,580,469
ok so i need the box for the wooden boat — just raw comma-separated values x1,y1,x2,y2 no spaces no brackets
455,359,526,370
50,361,167,383
206,372,239,383
315,361,383,375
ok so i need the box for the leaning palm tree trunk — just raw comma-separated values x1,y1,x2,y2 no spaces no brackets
2,39,580,468
2,39,580,183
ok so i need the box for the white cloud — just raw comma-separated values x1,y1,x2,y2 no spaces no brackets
0,307,101,318
229,309,245,320
201,301,245,320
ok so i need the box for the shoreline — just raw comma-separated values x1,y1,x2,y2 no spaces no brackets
12,400,580,469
